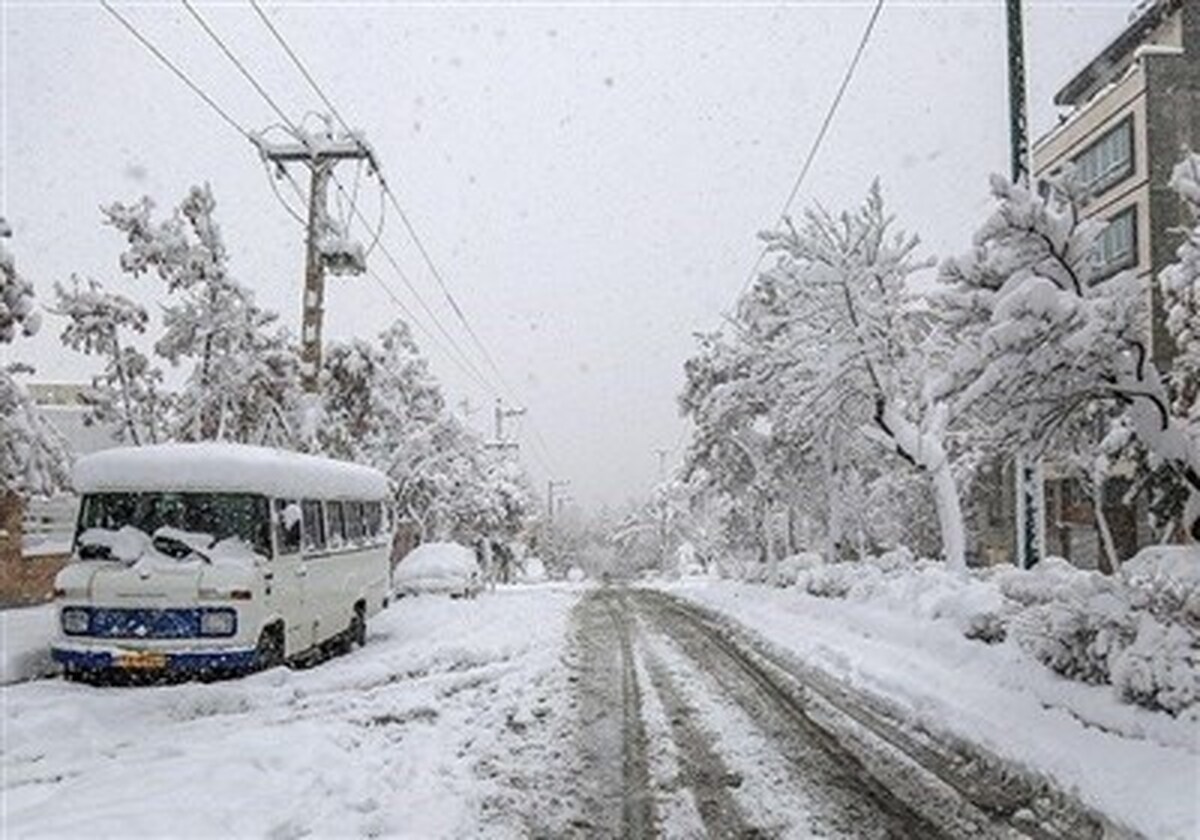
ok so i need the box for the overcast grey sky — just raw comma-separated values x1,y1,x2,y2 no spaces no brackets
2,0,1136,508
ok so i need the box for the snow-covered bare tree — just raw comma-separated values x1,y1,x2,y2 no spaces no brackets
321,320,534,544
53,277,167,445
936,173,1200,541
1159,152,1200,446
716,184,966,571
104,185,302,445
1,219,70,499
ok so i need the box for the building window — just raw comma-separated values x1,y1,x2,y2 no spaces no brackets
1093,206,1138,279
1073,116,1134,198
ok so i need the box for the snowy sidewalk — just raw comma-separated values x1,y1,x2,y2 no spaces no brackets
660,579,1198,839
2,587,581,838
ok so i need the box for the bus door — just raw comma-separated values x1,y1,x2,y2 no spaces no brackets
271,498,311,655
301,499,340,646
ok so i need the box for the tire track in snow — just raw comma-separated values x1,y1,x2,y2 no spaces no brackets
633,588,949,839
572,587,656,837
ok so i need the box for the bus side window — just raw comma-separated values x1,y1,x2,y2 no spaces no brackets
365,501,382,543
301,499,326,554
326,501,345,550
345,501,364,544
274,499,302,556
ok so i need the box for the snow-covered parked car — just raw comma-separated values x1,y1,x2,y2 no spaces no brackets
394,542,482,599
51,443,393,682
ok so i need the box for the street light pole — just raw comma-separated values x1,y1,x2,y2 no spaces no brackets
1006,0,1045,570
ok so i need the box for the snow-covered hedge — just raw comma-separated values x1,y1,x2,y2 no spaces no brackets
737,547,1200,716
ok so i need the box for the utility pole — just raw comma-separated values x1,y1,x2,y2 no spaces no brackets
547,479,570,524
1006,0,1045,569
259,128,374,392
1006,0,1030,187
494,399,527,444
654,448,670,482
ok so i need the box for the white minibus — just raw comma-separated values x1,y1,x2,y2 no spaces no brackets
51,443,392,680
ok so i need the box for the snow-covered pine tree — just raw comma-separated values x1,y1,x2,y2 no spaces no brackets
53,277,167,445
1,219,70,500
103,185,302,445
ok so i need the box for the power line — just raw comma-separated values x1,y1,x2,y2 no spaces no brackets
735,0,886,298
181,0,297,134
249,0,352,132
100,0,250,141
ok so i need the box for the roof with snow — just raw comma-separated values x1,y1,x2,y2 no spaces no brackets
1054,0,1186,107
73,443,390,500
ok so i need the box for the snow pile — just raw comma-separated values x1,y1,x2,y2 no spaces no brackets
519,556,547,583
749,549,1200,717
74,442,390,500
0,604,57,684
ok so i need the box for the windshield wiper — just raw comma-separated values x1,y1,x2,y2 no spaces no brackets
152,533,213,564
77,542,114,560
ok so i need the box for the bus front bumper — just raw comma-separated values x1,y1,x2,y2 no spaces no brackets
52,645,260,675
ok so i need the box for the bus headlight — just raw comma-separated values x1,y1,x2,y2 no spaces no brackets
61,607,90,635
198,608,237,637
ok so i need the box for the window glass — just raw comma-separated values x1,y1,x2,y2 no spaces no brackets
1093,207,1136,277
345,501,364,543
273,499,302,556
365,502,382,540
326,501,346,549
1075,118,1133,197
301,500,326,553
77,492,271,557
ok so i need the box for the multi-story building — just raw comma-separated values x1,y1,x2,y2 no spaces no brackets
1028,0,1198,566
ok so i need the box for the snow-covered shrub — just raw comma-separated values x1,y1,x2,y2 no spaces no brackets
775,552,823,587
797,562,882,599
962,609,1009,645
1110,614,1199,716
1122,546,1200,625
995,557,1107,607
741,562,769,585
1010,587,1136,685
865,545,915,573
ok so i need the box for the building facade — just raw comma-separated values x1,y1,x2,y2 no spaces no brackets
1028,0,1198,567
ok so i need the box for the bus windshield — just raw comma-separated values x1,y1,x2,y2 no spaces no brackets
76,492,272,559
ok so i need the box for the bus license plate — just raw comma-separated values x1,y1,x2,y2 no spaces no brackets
117,651,167,670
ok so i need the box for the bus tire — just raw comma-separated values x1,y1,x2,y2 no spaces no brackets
257,623,285,671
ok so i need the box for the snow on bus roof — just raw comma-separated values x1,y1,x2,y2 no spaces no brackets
73,443,390,500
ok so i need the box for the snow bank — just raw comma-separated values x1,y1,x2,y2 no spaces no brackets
1,604,57,684
724,549,1200,718
74,442,390,500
